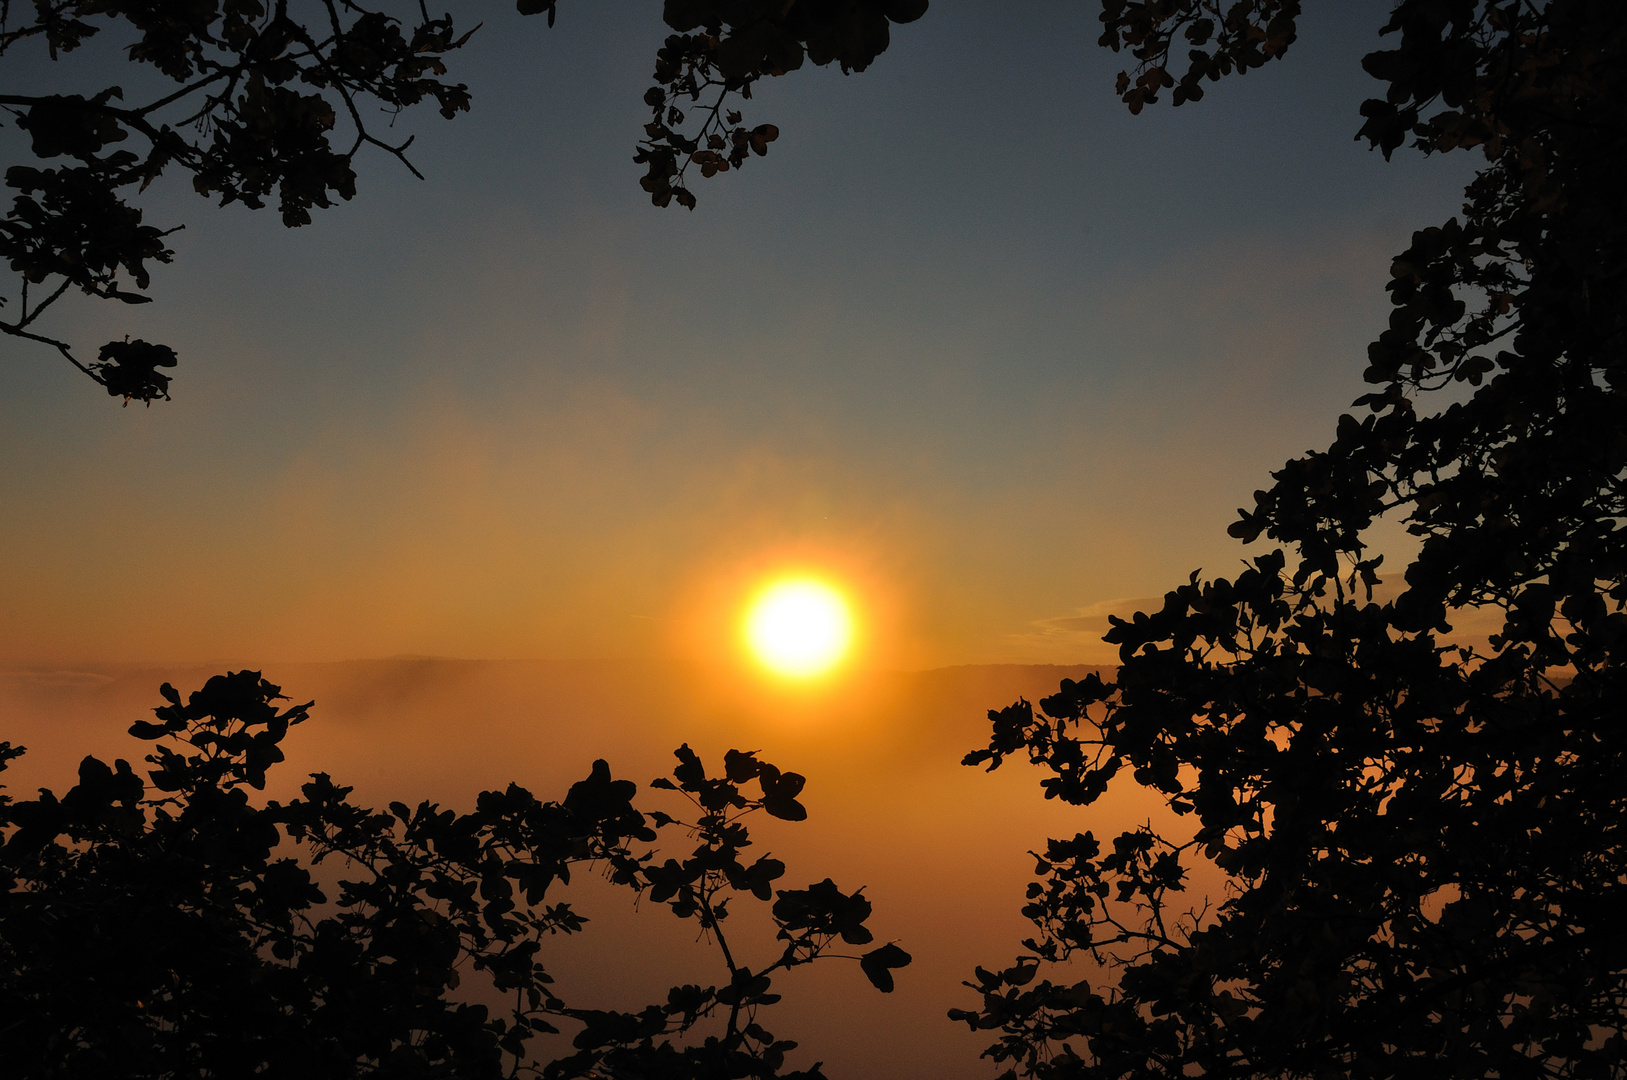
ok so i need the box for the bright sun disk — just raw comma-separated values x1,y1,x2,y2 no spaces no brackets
744,579,853,678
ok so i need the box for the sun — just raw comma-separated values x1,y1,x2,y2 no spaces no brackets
744,578,854,678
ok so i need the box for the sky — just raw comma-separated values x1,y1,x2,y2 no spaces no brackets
0,1,1472,671
0,4,1488,1078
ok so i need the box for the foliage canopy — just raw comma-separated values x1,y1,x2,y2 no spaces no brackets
960,2,1627,1077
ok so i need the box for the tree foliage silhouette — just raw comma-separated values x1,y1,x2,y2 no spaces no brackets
0,0,925,402
0,671,909,1078
958,2,1627,1077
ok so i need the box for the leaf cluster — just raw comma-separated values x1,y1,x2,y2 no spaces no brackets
959,2,1627,1077
1,0,538,401
551,743,911,1080
1097,1,1303,112
0,672,908,1079
634,0,927,210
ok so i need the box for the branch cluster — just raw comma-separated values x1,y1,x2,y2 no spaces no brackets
0,671,909,1078
960,3,1627,1077
634,0,926,210
0,0,544,401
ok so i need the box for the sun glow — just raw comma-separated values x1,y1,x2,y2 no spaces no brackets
744,578,854,678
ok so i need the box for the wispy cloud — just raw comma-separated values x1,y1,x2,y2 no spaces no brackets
1004,596,1164,664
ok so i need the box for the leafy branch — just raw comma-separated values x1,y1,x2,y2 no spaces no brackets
0,672,910,1078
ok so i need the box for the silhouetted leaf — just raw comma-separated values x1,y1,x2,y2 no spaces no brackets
859,943,911,992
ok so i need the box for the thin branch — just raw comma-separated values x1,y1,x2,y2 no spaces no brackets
0,322,102,385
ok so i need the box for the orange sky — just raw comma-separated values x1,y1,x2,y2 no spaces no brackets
0,6,1477,1077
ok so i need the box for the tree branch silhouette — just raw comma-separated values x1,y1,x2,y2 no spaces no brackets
0,1,928,402
0,672,910,1078
960,3,1627,1077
